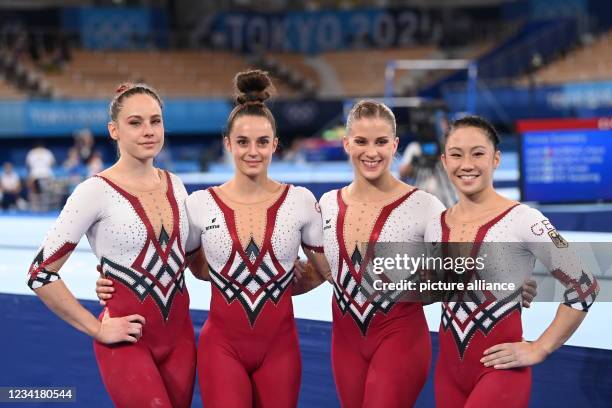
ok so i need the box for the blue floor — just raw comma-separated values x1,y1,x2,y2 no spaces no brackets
2,293,611,407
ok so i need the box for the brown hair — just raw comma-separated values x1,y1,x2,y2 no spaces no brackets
109,82,163,121
226,70,276,136
346,100,396,135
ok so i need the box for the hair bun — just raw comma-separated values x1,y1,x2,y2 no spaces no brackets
234,70,273,105
115,82,134,95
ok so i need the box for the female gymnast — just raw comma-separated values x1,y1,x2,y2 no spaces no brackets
186,69,331,408
425,115,599,407
27,83,196,407
317,100,444,407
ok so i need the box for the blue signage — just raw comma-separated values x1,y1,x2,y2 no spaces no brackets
521,129,612,203
62,7,167,50
209,8,442,54
443,81,612,121
0,100,232,137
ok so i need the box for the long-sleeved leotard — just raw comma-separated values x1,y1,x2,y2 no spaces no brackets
27,171,196,408
319,187,445,408
425,204,599,408
185,184,323,408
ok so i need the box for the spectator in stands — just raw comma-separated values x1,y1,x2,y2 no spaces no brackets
25,140,55,211
86,151,104,177
63,147,84,193
0,162,23,210
63,147,81,171
73,128,95,164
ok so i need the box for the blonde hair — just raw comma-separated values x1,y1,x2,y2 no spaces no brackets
346,100,396,135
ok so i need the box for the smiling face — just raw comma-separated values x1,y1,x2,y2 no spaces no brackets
108,93,164,162
344,116,398,182
442,126,500,197
225,115,278,178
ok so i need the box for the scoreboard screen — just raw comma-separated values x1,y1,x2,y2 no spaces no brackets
518,118,612,204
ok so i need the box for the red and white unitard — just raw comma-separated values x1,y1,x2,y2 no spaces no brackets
319,187,445,408
27,171,196,408
425,204,599,408
185,184,323,408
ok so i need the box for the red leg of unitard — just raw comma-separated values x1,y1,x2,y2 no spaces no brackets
252,329,301,408
198,322,301,408
332,304,431,408
435,310,531,408
94,317,196,408
361,326,431,408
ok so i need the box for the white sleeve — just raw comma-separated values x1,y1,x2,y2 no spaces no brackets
424,216,440,243
417,191,446,243
299,187,324,253
426,193,446,219
185,192,203,254
520,207,598,311
27,178,102,289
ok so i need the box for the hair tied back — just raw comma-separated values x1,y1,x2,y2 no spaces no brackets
234,70,273,106
115,83,134,95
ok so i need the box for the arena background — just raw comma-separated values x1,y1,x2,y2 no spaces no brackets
0,0,611,406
